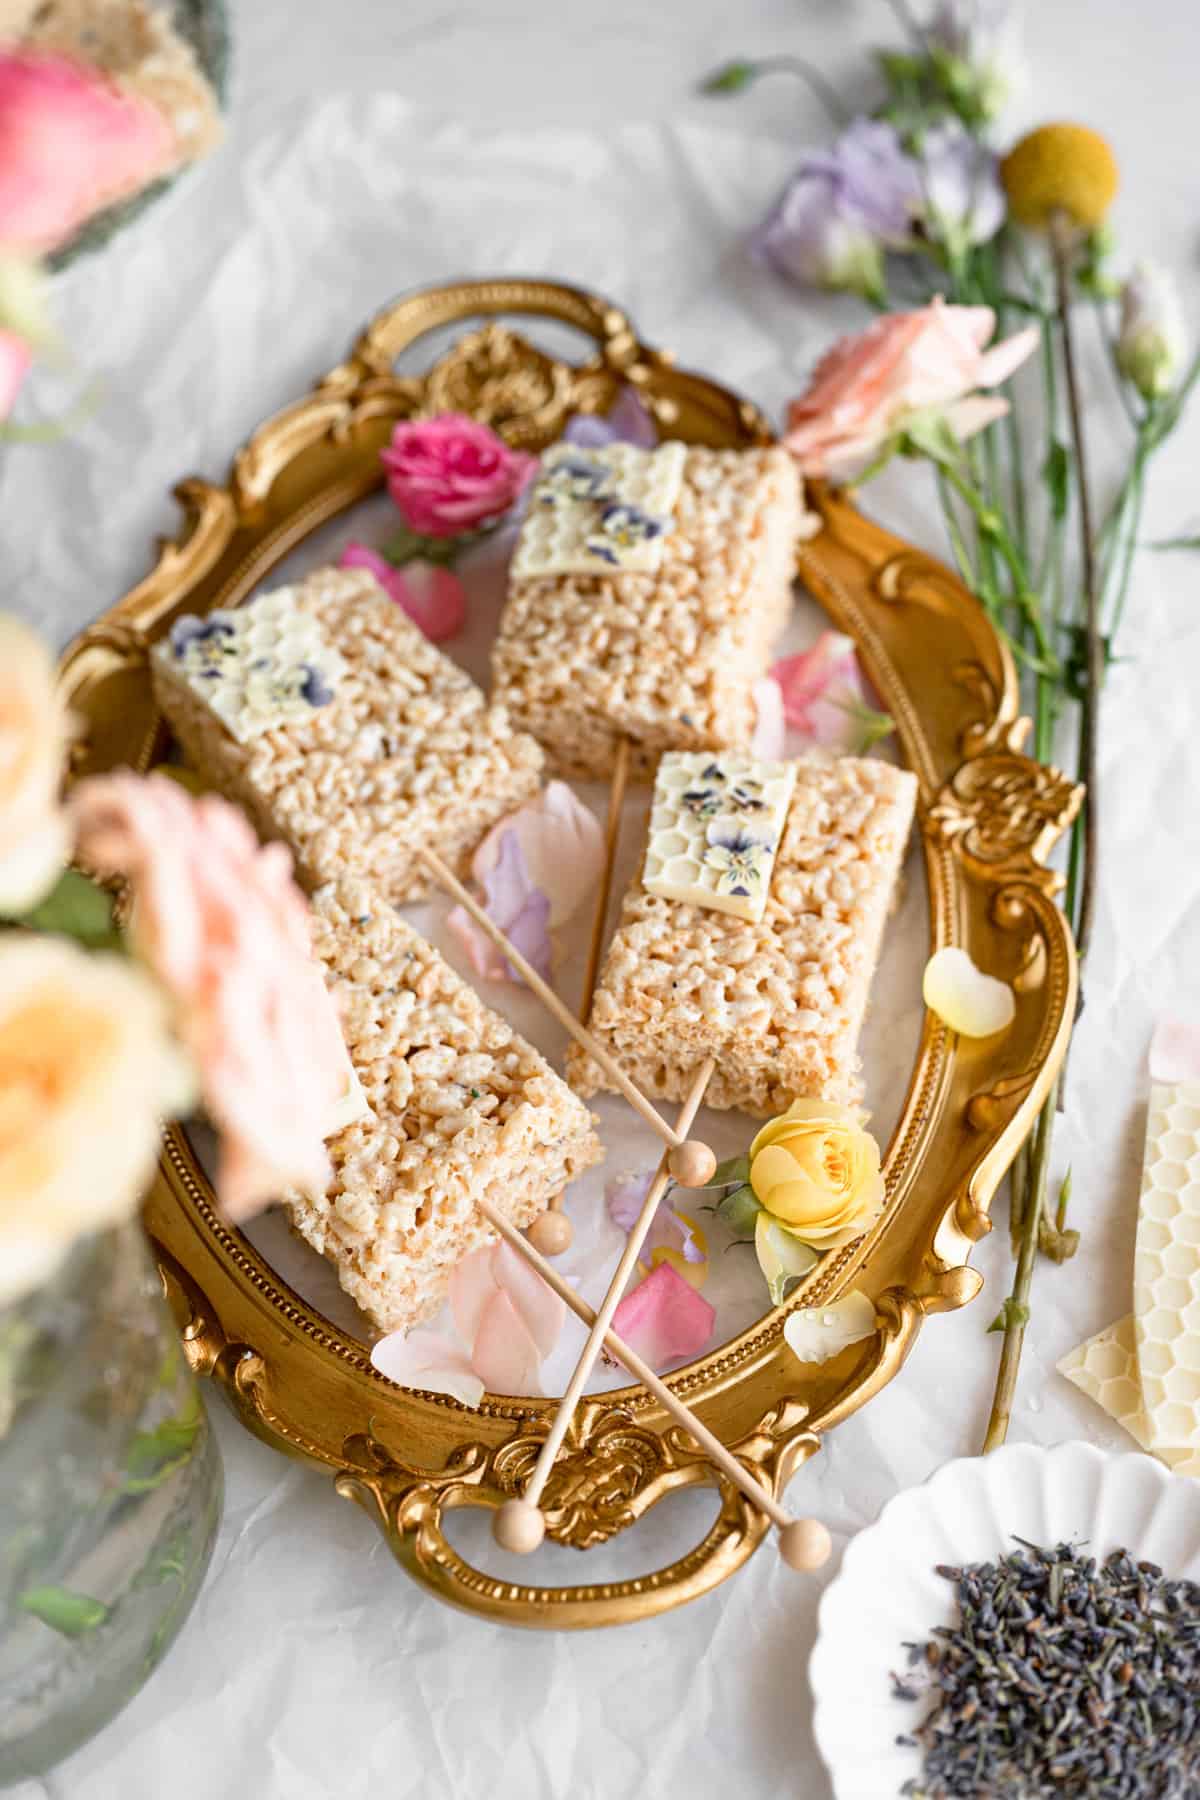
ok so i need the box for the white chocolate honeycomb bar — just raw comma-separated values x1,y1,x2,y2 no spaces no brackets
493,445,803,781
287,880,604,1336
1059,1315,1200,1478
1132,1080,1200,1452
512,442,688,578
568,754,917,1116
152,588,347,743
643,751,796,925
151,565,544,903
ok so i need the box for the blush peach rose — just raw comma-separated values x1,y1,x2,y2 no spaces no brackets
748,1098,885,1250
0,936,190,1306
0,614,71,915
784,298,1038,479
70,773,362,1222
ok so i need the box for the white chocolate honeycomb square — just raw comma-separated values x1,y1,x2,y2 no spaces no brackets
152,587,347,744
1133,1079,1200,1452
642,750,796,924
1059,1314,1200,1478
510,441,687,578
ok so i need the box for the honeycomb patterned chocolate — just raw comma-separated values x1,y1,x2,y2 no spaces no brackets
1133,1079,1200,1451
1059,1314,1200,1477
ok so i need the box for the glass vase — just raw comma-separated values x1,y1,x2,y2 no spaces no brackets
0,1222,223,1783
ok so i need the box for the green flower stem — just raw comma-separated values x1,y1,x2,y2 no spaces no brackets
935,467,977,588
984,1074,1059,1452
935,456,1057,672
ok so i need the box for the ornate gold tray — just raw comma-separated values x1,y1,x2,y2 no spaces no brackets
59,279,1080,1629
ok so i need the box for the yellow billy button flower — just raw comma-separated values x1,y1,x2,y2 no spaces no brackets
1000,124,1118,233
748,1098,885,1251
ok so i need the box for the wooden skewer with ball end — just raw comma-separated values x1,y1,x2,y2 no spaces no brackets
477,1195,833,1572
492,1057,724,1551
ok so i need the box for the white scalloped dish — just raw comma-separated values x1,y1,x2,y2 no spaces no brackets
810,1442,1200,1799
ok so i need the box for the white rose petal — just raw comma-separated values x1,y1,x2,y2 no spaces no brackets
0,615,71,917
923,946,1015,1038
783,1290,878,1367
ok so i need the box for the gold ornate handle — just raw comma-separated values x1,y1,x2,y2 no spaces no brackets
334,1444,780,1629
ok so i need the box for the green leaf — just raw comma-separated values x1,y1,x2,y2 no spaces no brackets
875,49,927,92
710,1152,750,1189
717,1183,762,1237
987,1298,1031,1334
17,868,120,947
699,59,760,94
19,1585,109,1637
1042,440,1071,522
121,1393,203,1495
1151,534,1200,553
380,526,462,568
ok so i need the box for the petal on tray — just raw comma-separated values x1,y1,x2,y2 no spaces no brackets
923,945,1015,1038
370,1328,484,1409
338,543,466,642
611,1262,715,1369
1149,1017,1200,1084
606,1169,709,1287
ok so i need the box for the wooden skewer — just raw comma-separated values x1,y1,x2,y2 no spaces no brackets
493,1057,716,1550
421,844,710,1180
535,735,633,1253
478,1197,832,1571
580,733,630,1023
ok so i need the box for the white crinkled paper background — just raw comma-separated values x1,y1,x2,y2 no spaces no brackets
6,2,1200,1795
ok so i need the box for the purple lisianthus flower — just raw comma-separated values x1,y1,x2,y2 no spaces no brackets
752,119,918,301
913,121,1005,255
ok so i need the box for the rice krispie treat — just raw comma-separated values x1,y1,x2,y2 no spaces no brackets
567,751,918,1116
151,565,544,903
288,880,604,1336
492,443,805,780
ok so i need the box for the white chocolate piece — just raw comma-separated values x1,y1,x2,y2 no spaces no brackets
153,588,346,744
642,751,796,924
511,442,687,578
1059,1315,1200,1478
1132,1080,1200,1452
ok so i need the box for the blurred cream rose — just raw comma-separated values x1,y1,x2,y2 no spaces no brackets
0,936,191,1307
0,615,71,915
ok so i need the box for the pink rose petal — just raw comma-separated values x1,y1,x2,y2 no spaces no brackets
1150,1019,1200,1085
370,1329,483,1409
0,329,32,419
488,1238,565,1359
449,1238,566,1392
610,1262,715,1370
750,674,787,761
445,904,508,982
449,1243,498,1345
771,631,876,751
338,544,466,642
471,1290,544,1394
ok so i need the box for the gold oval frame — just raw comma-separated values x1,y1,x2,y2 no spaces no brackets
58,279,1081,1630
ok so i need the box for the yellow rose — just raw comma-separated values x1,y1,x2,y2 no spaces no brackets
0,937,191,1306
0,615,71,915
748,1099,885,1250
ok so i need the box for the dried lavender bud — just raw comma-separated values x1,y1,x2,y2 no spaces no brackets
897,1539,1200,1797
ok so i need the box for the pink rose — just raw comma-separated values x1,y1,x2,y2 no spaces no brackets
0,51,175,255
784,297,1037,479
336,543,466,641
70,773,363,1222
380,412,537,538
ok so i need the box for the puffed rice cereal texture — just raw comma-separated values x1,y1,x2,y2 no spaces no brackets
286,880,604,1336
491,446,804,780
567,754,918,1116
151,565,544,902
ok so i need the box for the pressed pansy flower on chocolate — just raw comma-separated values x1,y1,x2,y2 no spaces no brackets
585,500,668,566
537,453,615,506
156,588,347,744
703,822,771,898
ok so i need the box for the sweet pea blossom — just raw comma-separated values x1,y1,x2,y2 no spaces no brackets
563,384,657,450
446,782,604,985
69,773,362,1221
380,413,537,539
1116,263,1186,401
769,631,893,756
606,1169,708,1287
752,119,917,302
913,121,1005,257
784,298,1038,479
926,0,1022,125
0,50,174,254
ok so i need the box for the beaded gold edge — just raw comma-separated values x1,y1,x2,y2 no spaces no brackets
58,278,1080,1630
